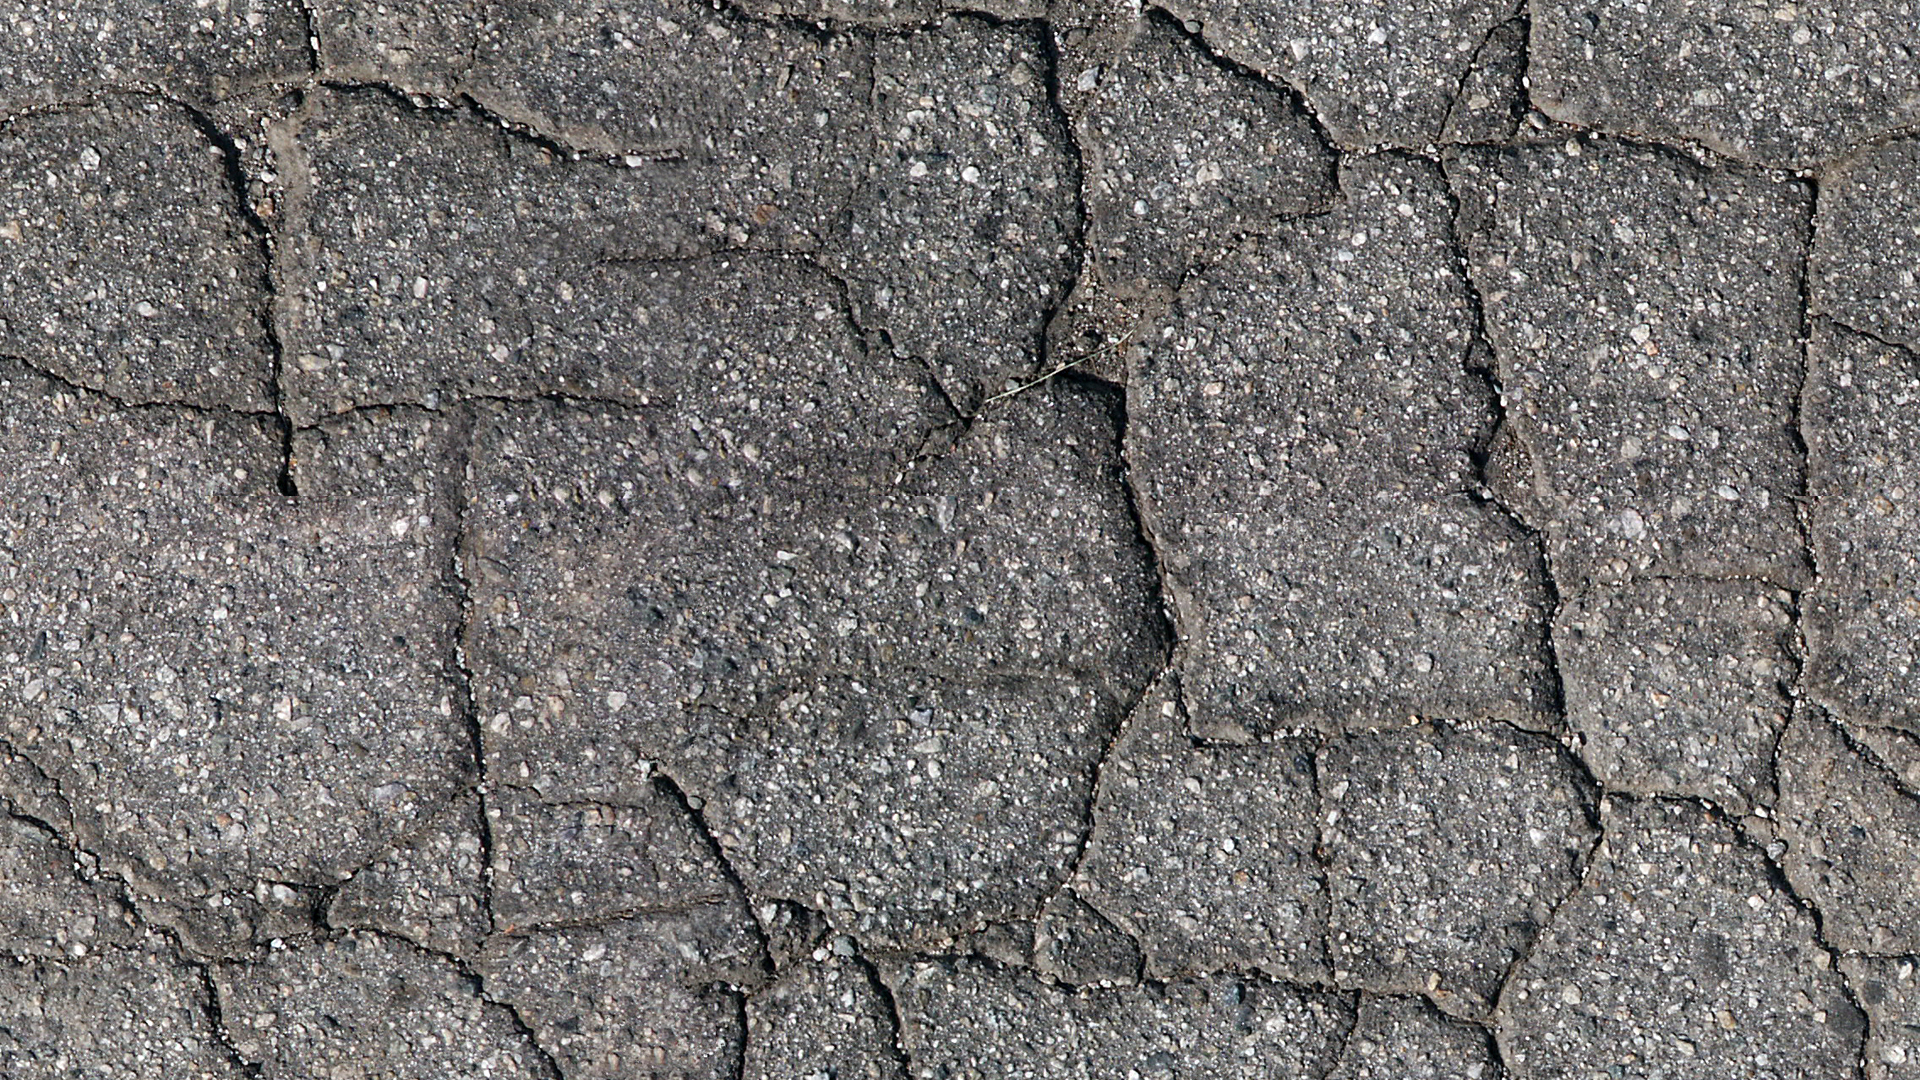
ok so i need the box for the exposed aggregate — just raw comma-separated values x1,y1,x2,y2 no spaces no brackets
0,0,1916,1075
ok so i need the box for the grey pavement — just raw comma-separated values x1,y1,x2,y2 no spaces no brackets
0,1,1917,1077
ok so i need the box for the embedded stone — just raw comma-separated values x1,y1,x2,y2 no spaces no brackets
0,365,468,955
1154,0,1521,146
467,380,1158,945
1842,955,1920,1080
1034,891,1145,988
1530,0,1920,168
1075,689,1327,982
838,20,1077,408
1812,137,1920,352
1329,994,1506,1080
0,3,307,112
890,958,1353,1079
217,932,551,1078
479,908,765,1080
744,960,906,1080
1777,714,1920,954
1079,13,1336,292
1804,322,1920,729
0,937,245,1080
487,784,734,932
327,795,490,959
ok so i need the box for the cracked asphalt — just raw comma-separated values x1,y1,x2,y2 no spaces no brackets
0,0,1916,1077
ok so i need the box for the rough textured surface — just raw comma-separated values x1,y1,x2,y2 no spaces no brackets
889,957,1354,1078
487,784,733,931
0,364,469,956
0,3,307,113
1454,140,1810,588
216,932,552,1078
1078,14,1336,293
1813,137,1920,352
1156,0,1520,147
1034,890,1145,987
1499,798,1863,1078
837,19,1078,407
1323,723,1596,1019
466,379,1160,946
1076,687,1327,982
743,960,906,1080
10,4,1920,1075
1133,154,1554,736
327,793,490,958
1805,322,1920,730
0,98,275,409
1329,995,1506,1080
1558,578,1798,811
1844,955,1920,1080
275,93,885,421
0,937,244,1079
1777,714,1920,954
478,908,765,1080
1530,0,1920,167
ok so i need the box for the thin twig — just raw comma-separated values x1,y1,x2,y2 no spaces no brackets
979,328,1144,409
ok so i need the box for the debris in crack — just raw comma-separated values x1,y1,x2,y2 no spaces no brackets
1840,955,1920,1080
328,792,491,959
273,92,895,421
486,783,737,931
1441,11,1529,145
0,812,136,960
307,0,491,93
0,363,470,958
464,373,1159,948
1034,889,1146,987
6,2,1920,1074
1152,0,1521,147
0,933,253,1079
1079,11,1337,298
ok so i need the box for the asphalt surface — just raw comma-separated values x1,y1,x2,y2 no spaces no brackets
0,1,1917,1077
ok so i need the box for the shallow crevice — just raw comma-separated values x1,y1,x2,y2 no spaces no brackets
649,770,781,984
850,952,919,1079
193,958,268,1079
441,405,497,940
1433,150,1569,732
1139,3,1347,167
1438,1,1528,142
